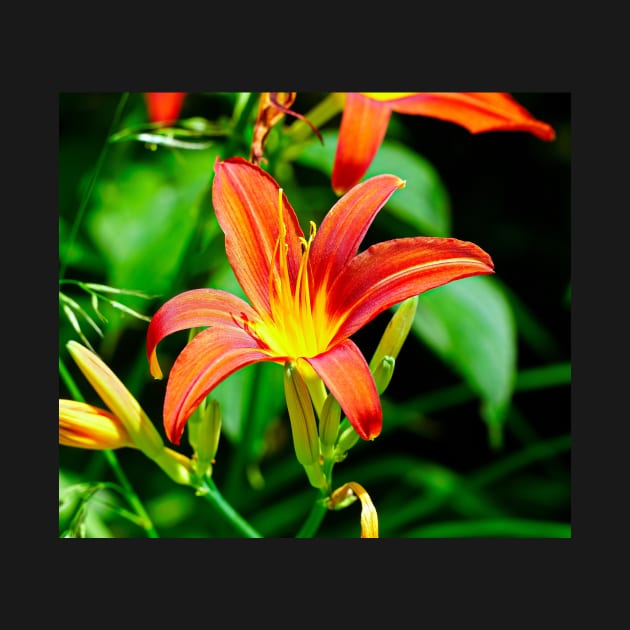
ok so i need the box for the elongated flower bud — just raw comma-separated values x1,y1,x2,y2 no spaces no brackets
319,393,341,461
371,355,395,395
370,296,418,373
283,361,327,489
62,341,195,487
188,398,222,478
59,399,135,450
67,340,164,460
334,424,360,462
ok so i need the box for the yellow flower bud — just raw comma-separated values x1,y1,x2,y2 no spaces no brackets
59,399,135,450
62,341,196,488
66,341,164,460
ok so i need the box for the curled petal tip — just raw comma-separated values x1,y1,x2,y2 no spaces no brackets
149,352,164,380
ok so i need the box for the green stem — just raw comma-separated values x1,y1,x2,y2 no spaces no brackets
102,451,160,537
221,92,259,160
200,476,262,538
296,493,328,538
59,354,159,538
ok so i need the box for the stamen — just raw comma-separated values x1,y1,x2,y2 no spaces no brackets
259,187,330,358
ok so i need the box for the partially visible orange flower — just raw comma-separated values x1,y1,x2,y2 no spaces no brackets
60,399,135,450
332,92,557,194
144,92,186,124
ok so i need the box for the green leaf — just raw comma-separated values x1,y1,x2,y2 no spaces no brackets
413,275,517,447
295,130,451,236
88,148,220,299
365,139,451,236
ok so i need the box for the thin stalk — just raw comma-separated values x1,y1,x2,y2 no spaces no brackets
296,492,328,538
200,476,263,538
221,92,259,160
285,93,344,142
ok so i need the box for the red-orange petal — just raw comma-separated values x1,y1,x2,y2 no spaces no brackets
332,93,393,195
146,288,260,380
386,92,556,141
306,339,381,440
310,174,405,293
144,92,186,124
212,157,304,315
329,236,495,344
163,323,274,444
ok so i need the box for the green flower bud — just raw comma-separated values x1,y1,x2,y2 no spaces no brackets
284,362,326,489
188,398,222,478
319,393,342,461
334,424,360,462
371,355,396,395
369,296,418,374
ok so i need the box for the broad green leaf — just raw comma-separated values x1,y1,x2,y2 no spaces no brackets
295,129,451,236
413,275,517,448
88,148,219,301
366,139,451,236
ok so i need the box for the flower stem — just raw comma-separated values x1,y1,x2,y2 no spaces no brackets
102,450,160,537
200,476,263,538
285,93,344,142
296,492,328,538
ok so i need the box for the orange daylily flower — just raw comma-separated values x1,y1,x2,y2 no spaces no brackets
147,157,494,445
332,92,556,194
144,92,186,124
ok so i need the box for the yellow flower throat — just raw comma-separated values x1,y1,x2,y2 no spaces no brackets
255,189,333,359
